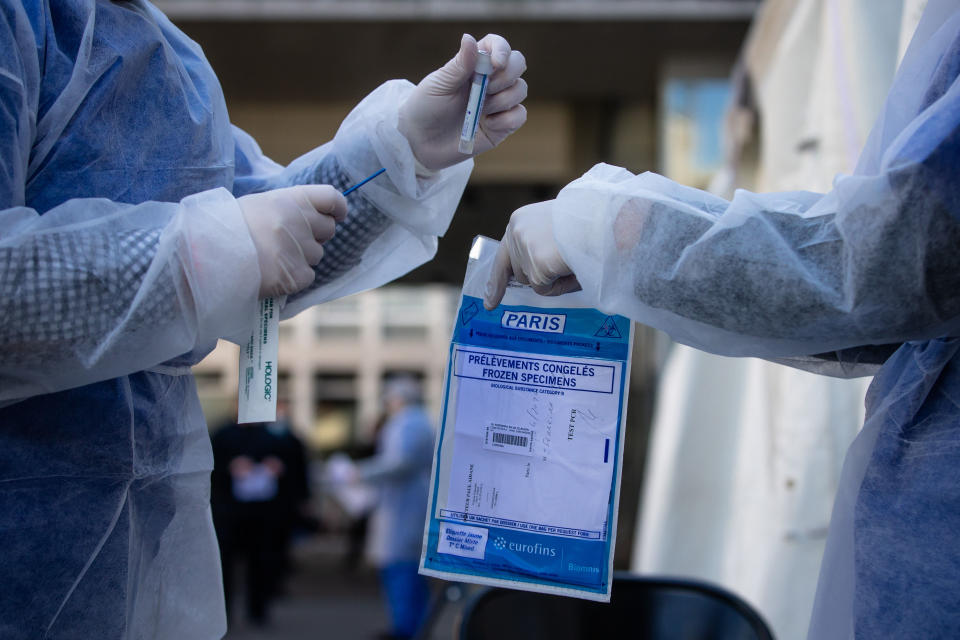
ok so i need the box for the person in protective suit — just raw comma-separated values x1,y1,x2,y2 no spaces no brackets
484,1,960,637
356,377,436,640
0,1,527,637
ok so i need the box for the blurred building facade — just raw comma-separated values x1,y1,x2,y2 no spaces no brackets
194,285,459,449
173,0,759,564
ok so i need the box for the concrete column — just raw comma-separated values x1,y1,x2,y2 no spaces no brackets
291,310,314,438
356,292,382,444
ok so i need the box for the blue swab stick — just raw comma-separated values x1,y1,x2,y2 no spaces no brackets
341,167,386,195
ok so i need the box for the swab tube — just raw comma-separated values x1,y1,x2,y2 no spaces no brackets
458,50,493,154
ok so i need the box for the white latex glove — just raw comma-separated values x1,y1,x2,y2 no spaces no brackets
398,33,528,171
238,185,348,298
484,200,581,309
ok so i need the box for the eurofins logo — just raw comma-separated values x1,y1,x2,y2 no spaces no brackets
501,311,566,334
492,535,557,557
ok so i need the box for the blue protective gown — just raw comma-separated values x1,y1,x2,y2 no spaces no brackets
357,406,435,567
0,1,471,638
356,406,434,638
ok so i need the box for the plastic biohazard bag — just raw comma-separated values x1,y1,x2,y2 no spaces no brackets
420,236,634,601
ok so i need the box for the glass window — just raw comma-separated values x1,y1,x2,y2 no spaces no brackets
382,325,428,341
313,324,360,340
659,64,731,189
311,372,358,451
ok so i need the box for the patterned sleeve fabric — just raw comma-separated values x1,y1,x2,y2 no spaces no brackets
0,154,390,358
291,153,392,298
0,226,176,362
0,152,392,363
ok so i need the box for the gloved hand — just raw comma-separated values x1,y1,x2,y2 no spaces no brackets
238,185,348,298
483,200,581,309
398,33,528,171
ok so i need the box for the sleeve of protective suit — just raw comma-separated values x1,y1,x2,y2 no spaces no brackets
550,45,960,364
355,412,435,484
230,79,474,319
0,10,261,404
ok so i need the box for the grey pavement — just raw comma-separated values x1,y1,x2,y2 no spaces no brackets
223,535,467,640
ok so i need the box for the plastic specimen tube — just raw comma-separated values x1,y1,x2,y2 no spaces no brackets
458,50,494,155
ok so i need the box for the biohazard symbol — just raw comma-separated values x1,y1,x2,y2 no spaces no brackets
460,300,480,326
594,316,622,339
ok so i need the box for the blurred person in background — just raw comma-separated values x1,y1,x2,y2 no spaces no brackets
264,399,314,593
0,0,527,635
632,2,925,639
329,377,436,640
484,0,960,637
211,416,291,627
342,413,387,574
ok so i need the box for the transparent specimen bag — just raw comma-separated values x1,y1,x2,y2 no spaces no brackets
420,236,634,601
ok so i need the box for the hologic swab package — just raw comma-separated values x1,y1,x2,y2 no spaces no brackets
420,236,633,601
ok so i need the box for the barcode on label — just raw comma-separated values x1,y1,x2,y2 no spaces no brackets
484,423,534,456
492,432,528,447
